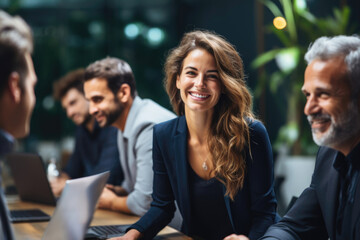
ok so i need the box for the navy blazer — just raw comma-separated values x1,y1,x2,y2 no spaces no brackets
261,146,360,239
132,116,277,239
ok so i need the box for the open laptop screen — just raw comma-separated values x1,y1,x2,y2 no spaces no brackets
42,171,109,240
6,153,57,206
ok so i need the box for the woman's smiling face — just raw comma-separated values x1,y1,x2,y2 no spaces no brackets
176,48,222,114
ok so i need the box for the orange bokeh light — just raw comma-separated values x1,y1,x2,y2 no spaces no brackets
273,16,287,30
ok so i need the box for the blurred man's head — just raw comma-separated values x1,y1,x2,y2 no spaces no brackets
302,35,360,154
0,10,37,138
53,69,92,126
83,57,136,129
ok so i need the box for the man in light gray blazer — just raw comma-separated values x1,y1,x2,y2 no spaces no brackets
83,57,176,216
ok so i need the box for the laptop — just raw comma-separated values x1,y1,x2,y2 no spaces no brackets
42,171,110,240
9,208,50,223
6,152,57,206
85,224,129,239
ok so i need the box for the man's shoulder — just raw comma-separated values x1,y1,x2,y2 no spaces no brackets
0,129,15,157
74,125,86,137
312,146,338,178
316,146,338,161
97,125,118,135
134,98,176,124
123,98,176,138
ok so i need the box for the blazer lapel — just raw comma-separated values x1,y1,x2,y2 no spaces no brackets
223,187,236,233
351,171,360,237
323,153,340,239
173,116,192,228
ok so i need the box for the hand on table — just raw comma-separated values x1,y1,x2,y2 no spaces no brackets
49,173,69,197
223,234,250,240
106,184,128,196
108,229,142,240
97,186,118,209
98,185,131,213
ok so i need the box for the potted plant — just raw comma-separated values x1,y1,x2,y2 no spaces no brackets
252,0,358,212
252,0,357,155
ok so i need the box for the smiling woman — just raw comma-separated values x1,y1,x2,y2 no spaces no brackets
117,30,279,240
176,48,222,116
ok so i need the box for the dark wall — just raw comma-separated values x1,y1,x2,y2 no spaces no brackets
2,0,359,152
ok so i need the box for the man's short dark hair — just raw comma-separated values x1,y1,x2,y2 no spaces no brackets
53,68,85,101
0,10,33,97
84,57,136,97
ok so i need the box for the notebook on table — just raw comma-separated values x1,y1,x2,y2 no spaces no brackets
42,171,110,240
6,152,57,206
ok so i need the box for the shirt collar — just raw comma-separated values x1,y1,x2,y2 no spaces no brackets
333,142,360,177
0,129,15,158
123,96,141,138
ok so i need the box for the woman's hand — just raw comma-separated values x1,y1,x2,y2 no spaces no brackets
223,234,250,240
109,229,142,240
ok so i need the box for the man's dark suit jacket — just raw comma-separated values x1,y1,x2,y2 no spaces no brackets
261,146,360,239
0,130,15,240
131,116,278,239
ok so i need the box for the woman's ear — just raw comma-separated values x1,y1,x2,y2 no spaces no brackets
8,72,22,103
117,83,131,103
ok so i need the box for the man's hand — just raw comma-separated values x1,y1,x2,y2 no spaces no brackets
109,229,142,240
98,187,118,209
223,234,250,240
98,185,132,213
49,173,69,197
105,184,128,196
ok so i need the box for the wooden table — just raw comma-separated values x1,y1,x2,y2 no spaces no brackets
7,196,191,240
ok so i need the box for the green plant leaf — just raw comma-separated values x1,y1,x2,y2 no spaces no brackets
272,26,292,46
269,71,287,93
297,10,317,24
251,48,281,69
255,0,358,154
274,121,299,150
281,0,297,40
275,47,301,73
259,0,284,17
254,71,268,98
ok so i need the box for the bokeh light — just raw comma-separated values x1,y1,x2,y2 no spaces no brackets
273,16,287,30
147,27,165,46
124,23,140,39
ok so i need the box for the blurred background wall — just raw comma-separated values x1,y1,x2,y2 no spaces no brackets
0,0,358,151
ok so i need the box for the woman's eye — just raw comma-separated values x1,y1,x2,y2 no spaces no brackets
208,74,219,80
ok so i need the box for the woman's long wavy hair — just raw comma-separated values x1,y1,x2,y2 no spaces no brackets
164,30,255,200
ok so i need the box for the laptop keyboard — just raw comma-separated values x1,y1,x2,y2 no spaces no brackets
10,209,51,223
90,225,127,235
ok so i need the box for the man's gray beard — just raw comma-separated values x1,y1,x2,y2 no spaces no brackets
310,101,360,148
